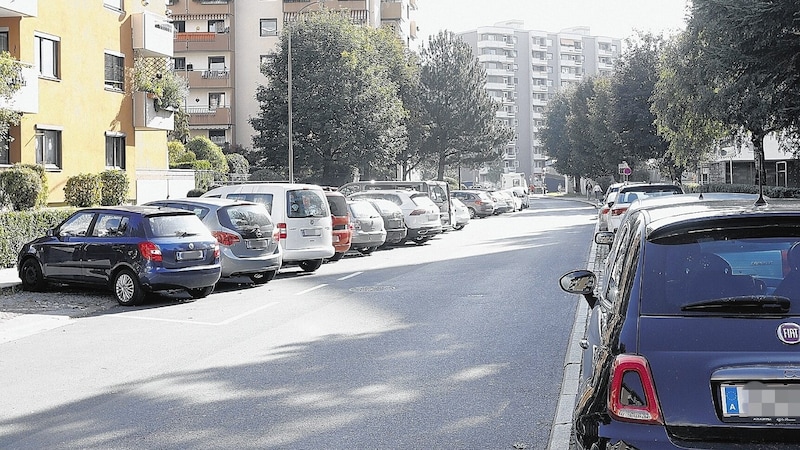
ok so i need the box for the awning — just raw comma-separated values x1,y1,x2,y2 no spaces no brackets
171,14,228,21
188,125,230,130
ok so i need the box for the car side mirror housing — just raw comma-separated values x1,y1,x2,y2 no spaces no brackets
559,270,599,309
594,231,614,247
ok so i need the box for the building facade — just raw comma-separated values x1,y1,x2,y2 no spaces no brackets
0,0,176,205
459,22,621,187
168,0,418,153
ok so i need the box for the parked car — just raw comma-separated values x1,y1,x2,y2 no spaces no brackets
346,200,387,254
561,197,800,449
348,190,442,244
606,183,684,232
501,188,523,211
144,198,282,284
360,197,407,246
451,190,495,218
509,186,530,209
488,190,515,214
450,197,470,230
339,180,453,230
202,183,334,272
323,189,352,261
598,182,640,231
17,206,221,306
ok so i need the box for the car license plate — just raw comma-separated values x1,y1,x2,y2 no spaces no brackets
246,239,268,250
177,250,203,261
302,228,321,237
720,382,800,417
428,214,438,221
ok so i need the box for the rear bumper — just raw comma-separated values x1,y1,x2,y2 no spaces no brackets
384,228,407,244
351,230,387,246
142,264,221,291
282,246,335,264
220,251,282,278
408,226,442,240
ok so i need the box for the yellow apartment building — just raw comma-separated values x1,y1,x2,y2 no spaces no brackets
0,0,179,205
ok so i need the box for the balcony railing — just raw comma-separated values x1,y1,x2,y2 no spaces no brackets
176,69,232,88
174,32,232,52
187,106,232,127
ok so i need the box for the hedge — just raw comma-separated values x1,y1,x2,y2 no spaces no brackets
0,208,76,267
686,183,800,198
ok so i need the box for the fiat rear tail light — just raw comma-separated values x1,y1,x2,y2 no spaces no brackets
212,231,240,246
138,241,162,262
608,354,663,424
278,223,287,240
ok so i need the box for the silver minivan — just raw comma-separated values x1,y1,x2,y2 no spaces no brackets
202,183,334,272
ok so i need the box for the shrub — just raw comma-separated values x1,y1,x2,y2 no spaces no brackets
226,153,249,176
0,207,75,267
64,173,101,207
187,188,206,197
168,140,186,166
249,168,284,181
0,166,42,210
186,136,228,173
15,163,48,207
100,170,130,206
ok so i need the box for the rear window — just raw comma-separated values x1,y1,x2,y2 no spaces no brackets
641,232,800,315
348,201,377,218
326,194,348,217
147,214,208,238
218,204,273,237
227,193,274,214
411,194,437,209
287,190,329,218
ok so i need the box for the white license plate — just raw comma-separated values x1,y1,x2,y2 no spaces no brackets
177,250,203,261
246,239,268,250
721,382,800,417
302,228,322,237
428,214,438,221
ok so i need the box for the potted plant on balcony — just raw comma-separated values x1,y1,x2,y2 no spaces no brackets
132,61,188,113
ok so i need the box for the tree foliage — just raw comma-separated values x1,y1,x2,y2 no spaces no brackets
418,31,513,180
0,52,23,150
186,136,227,173
251,11,406,186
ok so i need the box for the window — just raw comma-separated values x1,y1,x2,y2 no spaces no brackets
104,52,124,91
209,92,225,108
208,20,225,33
173,21,186,33
35,127,61,169
173,57,186,71
260,18,278,37
35,33,60,79
209,130,226,145
0,31,8,52
208,56,225,70
105,133,126,169
0,135,9,165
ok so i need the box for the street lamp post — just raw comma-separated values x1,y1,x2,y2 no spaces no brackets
287,0,326,183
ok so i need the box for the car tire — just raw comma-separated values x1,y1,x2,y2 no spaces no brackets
113,269,145,306
250,270,276,285
187,286,214,299
299,259,323,272
358,247,377,255
20,258,47,292
467,207,476,219
330,252,345,261
413,237,429,245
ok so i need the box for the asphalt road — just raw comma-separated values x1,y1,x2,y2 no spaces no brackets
0,197,597,450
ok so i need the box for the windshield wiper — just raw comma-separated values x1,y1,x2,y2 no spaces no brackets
681,296,790,313
175,231,199,237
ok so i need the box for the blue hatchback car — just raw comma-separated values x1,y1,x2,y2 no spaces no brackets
561,198,800,449
18,206,221,306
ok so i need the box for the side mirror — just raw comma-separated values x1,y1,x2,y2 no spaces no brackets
46,228,56,237
559,270,599,309
594,231,614,247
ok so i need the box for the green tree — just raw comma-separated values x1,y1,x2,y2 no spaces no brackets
418,31,513,181
250,10,406,186
0,52,23,152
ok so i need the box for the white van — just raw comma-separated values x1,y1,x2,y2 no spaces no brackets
202,183,334,272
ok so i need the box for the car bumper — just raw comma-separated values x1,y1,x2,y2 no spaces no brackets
282,246,335,264
142,264,221,291
384,228,407,244
407,226,442,240
220,251,282,278
332,231,352,253
351,231,387,246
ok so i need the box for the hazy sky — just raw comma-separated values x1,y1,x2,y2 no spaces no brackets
413,0,690,46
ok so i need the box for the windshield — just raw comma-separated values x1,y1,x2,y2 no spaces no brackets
641,235,800,315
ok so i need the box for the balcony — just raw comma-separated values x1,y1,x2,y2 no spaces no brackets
132,12,174,58
176,69,232,89
381,1,402,20
174,31,232,52
171,0,232,15
187,106,231,128
0,62,37,113
133,91,174,131
0,0,37,17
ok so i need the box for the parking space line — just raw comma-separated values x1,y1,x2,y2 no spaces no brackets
337,272,363,281
119,302,280,326
295,284,328,295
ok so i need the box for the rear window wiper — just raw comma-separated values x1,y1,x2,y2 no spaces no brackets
681,296,790,313
175,231,199,237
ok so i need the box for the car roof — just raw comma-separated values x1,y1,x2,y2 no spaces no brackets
83,205,196,217
147,197,259,208
642,198,800,239
618,183,682,193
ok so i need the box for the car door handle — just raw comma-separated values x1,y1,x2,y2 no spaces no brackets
579,339,589,349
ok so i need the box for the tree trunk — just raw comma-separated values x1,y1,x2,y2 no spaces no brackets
751,130,767,187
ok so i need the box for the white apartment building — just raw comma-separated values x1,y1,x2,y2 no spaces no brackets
459,22,621,186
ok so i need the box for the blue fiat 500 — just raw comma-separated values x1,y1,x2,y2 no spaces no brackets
18,206,221,306
561,198,800,449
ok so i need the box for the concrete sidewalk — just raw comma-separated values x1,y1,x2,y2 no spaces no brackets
0,266,21,295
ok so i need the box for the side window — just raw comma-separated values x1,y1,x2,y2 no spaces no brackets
35,32,60,79
604,218,639,306
59,212,95,237
92,214,128,237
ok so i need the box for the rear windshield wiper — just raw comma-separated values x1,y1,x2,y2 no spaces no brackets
175,231,199,237
681,296,790,313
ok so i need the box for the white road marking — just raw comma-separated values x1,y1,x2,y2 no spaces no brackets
295,284,328,295
337,272,363,281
